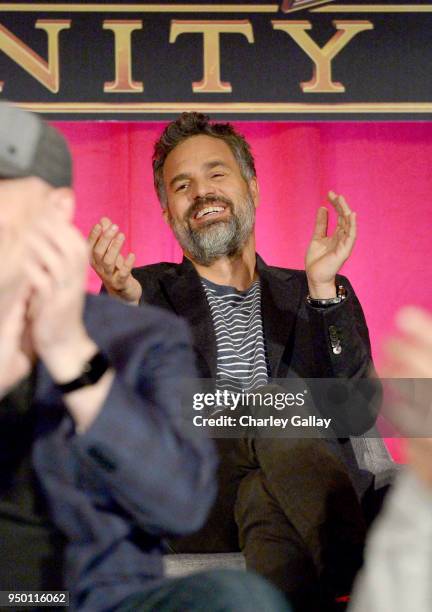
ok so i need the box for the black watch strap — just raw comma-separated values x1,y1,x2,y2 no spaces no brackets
55,351,110,394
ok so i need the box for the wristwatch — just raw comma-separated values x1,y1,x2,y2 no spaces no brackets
306,285,347,308
55,351,110,394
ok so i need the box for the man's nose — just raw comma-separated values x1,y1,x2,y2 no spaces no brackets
190,177,215,200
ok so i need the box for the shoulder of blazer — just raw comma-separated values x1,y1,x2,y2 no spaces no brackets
131,261,183,282
263,265,305,281
256,255,307,287
131,262,185,300
257,258,351,294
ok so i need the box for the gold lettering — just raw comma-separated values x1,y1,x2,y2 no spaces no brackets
0,20,71,93
103,20,143,93
272,20,373,93
170,20,254,93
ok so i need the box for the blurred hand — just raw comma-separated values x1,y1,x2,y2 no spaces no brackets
384,307,432,378
88,217,142,305
0,224,27,305
0,284,32,397
305,191,357,299
383,306,432,490
406,438,432,489
0,227,32,395
25,212,97,383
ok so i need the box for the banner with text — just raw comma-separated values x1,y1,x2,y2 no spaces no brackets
0,0,431,119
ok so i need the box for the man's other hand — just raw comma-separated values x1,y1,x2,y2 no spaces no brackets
0,227,32,396
88,217,142,305
25,213,97,379
0,225,27,304
305,191,357,299
25,213,115,432
384,306,432,490
385,307,432,378
0,284,32,397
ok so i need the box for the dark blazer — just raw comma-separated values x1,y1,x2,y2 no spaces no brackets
130,256,380,552
132,255,374,384
31,293,217,611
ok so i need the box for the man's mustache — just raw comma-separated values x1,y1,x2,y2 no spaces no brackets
185,195,234,223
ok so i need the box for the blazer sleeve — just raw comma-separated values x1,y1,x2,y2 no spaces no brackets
303,274,381,435
69,311,218,538
305,274,374,379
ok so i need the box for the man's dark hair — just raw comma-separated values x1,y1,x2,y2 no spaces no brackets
152,112,256,207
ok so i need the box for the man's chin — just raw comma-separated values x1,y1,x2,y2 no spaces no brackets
190,217,229,233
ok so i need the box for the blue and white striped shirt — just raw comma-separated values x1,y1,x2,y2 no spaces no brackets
201,278,269,393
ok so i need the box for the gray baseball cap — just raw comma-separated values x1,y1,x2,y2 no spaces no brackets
0,102,72,188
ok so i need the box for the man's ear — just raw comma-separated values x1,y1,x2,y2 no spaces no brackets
50,187,75,221
249,176,259,208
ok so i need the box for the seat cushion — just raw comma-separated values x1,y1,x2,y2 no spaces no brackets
164,552,246,577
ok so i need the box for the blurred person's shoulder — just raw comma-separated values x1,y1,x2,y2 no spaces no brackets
83,291,191,350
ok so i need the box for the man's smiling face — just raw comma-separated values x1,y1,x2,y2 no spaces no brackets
162,134,258,265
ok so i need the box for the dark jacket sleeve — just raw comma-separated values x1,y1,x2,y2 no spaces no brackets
305,274,374,379
70,301,217,537
302,274,381,436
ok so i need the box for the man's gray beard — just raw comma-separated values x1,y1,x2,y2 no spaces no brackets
169,194,255,266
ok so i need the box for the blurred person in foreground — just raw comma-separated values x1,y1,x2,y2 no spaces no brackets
350,306,432,611
0,103,289,612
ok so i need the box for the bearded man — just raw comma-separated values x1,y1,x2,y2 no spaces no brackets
90,112,386,611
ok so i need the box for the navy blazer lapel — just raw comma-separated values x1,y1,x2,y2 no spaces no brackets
257,255,303,377
159,258,217,378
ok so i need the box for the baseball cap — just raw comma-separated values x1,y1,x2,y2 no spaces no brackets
0,102,72,188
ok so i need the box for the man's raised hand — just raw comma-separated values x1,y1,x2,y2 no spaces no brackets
305,191,357,298
88,217,142,305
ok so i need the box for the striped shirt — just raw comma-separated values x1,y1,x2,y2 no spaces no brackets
201,278,269,393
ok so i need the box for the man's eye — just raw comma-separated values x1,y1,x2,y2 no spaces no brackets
176,183,188,192
211,173,224,179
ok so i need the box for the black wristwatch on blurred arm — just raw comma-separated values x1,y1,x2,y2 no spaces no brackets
55,351,110,394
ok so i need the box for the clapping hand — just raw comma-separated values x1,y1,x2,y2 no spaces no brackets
88,217,142,304
383,307,432,489
305,191,357,299
0,227,32,396
23,211,98,384
0,284,32,397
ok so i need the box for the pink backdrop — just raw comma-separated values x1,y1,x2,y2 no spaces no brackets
54,121,432,460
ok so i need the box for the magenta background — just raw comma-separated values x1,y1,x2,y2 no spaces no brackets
54,121,432,461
